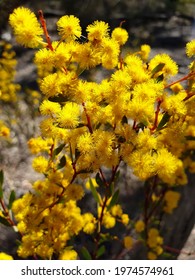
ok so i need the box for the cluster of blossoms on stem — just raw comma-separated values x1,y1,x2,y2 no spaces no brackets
1,6,194,259
0,40,20,102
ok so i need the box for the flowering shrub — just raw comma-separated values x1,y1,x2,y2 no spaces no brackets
0,6,195,260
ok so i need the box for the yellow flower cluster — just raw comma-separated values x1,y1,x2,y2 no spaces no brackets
7,6,195,259
147,228,163,259
12,192,85,259
98,202,129,229
9,7,44,48
0,41,20,102
163,190,181,214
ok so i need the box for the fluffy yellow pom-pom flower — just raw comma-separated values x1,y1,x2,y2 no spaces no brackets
9,7,44,48
57,15,82,41
0,252,13,260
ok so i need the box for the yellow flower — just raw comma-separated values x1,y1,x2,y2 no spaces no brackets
102,37,120,57
149,53,178,77
102,213,116,229
155,246,163,256
34,48,54,69
77,132,94,154
0,124,10,138
140,44,151,61
40,73,61,97
110,205,123,217
32,156,48,173
163,190,180,214
9,7,44,48
83,213,97,234
161,91,187,117
86,21,109,44
186,40,195,57
65,184,84,201
0,252,13,260
57,102,80,128
51,41,76,68
124,236,133,249
57,15,82,41
111,69,132,90
40,100,61,116
121,214,130,226
147,251,157,260
59,249,78,260
136,129,157,152
112,27,128,45
147,228,163,249
135,220,145,233
127,150,156,181
156,148,181,184
28,137,53,154
75,42,101,69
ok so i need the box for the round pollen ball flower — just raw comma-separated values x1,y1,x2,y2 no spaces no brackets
112,27,129,45
147,251,157,260
124,236,133,249
186,40,195,57
57,15,82,41
32,156,48,173
9,7,44,48
86,20,110,44
0,252,13,260
40,100,61,116
140,44,151,61
149,53,178,77
121,214,130,226
57,102,80,128
59,249,78,260
135,220,145,233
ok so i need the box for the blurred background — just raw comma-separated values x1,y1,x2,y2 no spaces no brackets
1,0,195,46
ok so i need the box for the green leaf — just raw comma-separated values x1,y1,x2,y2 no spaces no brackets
49,94,69,103
185,136,195,141
97,245,106,258
157,112,170,130
0,216,11,227
107,189,119,211
95,172,104,187
57,155,66,169
0,170,3,199
156,73,164,82
89,179,101,204
80,247,92,260
8,190,16,210
151,63,165,77
53,143,65,158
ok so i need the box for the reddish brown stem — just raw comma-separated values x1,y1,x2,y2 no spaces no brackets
164,72,195,89
151,100,162,131
82,102,93,134
164,245,190,256
38,10,53,51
